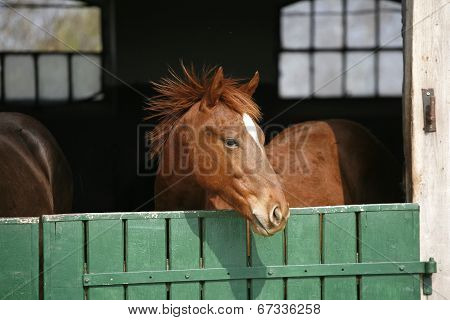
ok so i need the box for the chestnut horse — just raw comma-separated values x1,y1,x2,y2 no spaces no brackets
265,119,402,207
0,113,73,217
146,66,402,236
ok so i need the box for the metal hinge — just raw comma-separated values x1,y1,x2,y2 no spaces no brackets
422,89,436,133
423,257,437,295
82,259,438,292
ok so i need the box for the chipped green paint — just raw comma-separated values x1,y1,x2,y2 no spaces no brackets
41,203,420,222
0,217,40,224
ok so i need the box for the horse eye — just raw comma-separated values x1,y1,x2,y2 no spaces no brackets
224,138,239,148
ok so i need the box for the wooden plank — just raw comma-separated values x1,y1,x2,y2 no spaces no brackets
43,221,85,299
286,214,321,299
41,204,420,222
322,212,357,300
169,218,201,300
0,222,39,300
203,216,247,299
87,220,124,299
403,0,450,299
42,211,239,222
250,230,284,299
126,219,167,299
359,210,420,299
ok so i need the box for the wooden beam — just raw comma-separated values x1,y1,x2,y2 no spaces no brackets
403,0,450,300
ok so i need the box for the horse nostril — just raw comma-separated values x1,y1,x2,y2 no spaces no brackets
271,206,282,226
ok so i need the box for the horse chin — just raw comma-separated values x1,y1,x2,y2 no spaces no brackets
250,213,287,237
207,193,287,237
250,218,273,237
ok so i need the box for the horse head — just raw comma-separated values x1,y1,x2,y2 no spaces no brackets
147,65,289,236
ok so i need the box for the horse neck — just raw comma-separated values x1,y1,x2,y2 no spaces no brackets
155,119,206,210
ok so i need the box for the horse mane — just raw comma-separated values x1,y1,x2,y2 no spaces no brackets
145,64,262,158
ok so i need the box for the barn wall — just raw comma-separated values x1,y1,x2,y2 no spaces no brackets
404,0,450,300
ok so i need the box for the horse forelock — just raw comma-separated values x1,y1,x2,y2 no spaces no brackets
145,64,262,159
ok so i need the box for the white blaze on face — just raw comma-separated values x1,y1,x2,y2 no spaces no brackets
243,113,260,146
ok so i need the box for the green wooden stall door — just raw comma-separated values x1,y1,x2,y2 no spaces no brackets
0,218,39,300
322,212,357,300
33,204,426,300
87,220,124,299
169,218,201,300
43,220,84,299
203,216,247,299
127,219,167,299
286,212,321,299
251,228,284,299
359,209,420,299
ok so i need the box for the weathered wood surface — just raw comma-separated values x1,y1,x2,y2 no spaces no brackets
251,227,284,299
286,214,321,299
359,210,420,299
169,218,201,299
127,219,166,299
43,221,84,299
87,220,124,299
38,204,423,300
0,218,39,300
403,0,450,300
322,212,357,299
202,217,247,299
0,204,425,300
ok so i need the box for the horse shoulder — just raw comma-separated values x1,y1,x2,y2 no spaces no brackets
265,121,345,207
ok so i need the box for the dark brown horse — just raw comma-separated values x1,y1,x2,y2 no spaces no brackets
0,112,73,217
146,66,402,236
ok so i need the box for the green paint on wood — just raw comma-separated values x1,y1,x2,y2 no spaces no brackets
83,261,431,286
0,222,39,299
359,210,420,299
251,230,284,299
87,220,124,299
126,219,167,299
286,214,321,299
0,217,39,225
322,212,357,300
41,203,420,223
203,217,247,299
169,218,201,300
43,221,84,299
2,203,428,300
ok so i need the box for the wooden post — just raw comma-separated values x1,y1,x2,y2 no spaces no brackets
403,0,450,299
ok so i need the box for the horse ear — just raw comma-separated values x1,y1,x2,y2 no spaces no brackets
240,71,259,96
204,66,224,107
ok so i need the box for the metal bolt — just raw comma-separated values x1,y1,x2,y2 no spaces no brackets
185,274,190,279
84,278,89,283
268,270,273,276
399,265,405,271
426,91,431,96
